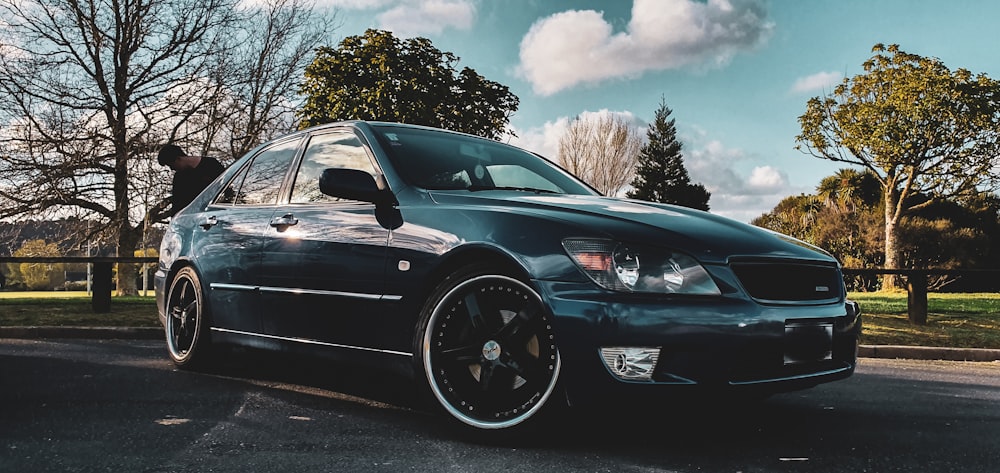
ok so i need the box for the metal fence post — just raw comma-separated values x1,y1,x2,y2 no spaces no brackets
91,262,113,313
906,272,928,325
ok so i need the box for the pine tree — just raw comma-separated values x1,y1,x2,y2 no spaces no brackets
627,98,711,211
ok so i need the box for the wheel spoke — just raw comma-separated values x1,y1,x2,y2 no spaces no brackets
181,299,198,315
178,280,190,304
501,349,545,385
440,343,482,364
478,361,496,391
172,321,190,351
462,292,488,334
494,308,534,345
478,361,517,393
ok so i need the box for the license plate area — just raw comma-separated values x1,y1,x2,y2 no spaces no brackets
784,321,833,365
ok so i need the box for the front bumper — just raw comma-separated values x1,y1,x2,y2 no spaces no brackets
534,280,861,404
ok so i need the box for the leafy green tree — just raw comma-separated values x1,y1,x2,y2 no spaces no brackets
134,247,159,294
796,44,1000,288
755,167,1000,293
299,29,519,140
899,195,1000,290
754,170,885,289
815,168,881,212
627,98,710,210
751,193,819,242
12,240,65,290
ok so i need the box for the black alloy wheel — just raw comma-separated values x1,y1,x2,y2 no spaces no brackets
164,266,210,368
418,267,562,431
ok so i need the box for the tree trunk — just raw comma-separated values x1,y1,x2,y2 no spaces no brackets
883,189,902,290
116,225,141,297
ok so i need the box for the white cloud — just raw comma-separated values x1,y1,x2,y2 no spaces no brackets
305,0,475,35
377,0,476,36
517,0,773,96
686,139,802,222
510,119,568,160
747,165,786,191
687,140,745,185
791,71,842,93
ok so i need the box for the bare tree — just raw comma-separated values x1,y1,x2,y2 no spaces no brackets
205,0,338,161
557,113,643,196
146,0,338,221
0,0,335,294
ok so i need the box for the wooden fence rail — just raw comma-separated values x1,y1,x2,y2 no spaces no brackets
0,256,158,313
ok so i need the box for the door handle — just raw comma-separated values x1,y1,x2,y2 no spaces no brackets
269,213,299,228
199,215,218,230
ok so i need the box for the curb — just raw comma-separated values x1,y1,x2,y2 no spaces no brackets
857,344,1000,362
3,327,1000,361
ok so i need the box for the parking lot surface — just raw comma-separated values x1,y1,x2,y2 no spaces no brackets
2,338,998,472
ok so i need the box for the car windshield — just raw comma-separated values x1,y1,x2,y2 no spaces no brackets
371,125,598,195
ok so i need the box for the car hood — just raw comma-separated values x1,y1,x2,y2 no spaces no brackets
428,191,838,265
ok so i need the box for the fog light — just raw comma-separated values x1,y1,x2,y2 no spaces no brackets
600,347,660,381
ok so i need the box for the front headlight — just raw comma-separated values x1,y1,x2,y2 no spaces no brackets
562,238,721,295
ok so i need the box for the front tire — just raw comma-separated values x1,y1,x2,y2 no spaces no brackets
164,266,211,368
416,266,562,432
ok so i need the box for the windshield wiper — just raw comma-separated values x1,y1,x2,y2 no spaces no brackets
467,185,559,194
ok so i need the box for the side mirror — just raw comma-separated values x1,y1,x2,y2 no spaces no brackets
319,168,395,206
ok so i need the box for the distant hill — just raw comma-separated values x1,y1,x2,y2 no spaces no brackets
0,219,164,256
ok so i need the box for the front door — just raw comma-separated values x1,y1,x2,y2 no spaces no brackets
258,129,391,349
194,137,300,334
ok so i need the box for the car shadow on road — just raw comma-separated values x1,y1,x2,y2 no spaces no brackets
183,345,852,445
190,345,425,408
171,349,1000,473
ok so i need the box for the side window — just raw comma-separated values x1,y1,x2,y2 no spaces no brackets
215,165,249,205
290,131,376,204
216,138,300,206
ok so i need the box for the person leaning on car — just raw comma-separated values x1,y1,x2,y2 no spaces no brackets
157,144,225,217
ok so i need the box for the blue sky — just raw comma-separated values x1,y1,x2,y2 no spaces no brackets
321,0,1000,222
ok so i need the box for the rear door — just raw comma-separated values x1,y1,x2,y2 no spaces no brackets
192,137,301,333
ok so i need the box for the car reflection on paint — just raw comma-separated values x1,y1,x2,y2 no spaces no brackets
154,121,861,434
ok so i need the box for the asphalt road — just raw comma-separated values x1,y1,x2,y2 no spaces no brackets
1,338,998,473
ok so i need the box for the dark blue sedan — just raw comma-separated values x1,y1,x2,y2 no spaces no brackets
155,121,861,433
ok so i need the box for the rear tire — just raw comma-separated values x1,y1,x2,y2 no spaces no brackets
164,266,212,369
415,264,563,433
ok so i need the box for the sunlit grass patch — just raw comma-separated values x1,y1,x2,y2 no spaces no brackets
850,292,1000,349
0,294,158,327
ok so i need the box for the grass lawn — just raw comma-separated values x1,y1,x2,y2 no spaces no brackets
849,292,1000,349
0,291,158,327
2,290,999,349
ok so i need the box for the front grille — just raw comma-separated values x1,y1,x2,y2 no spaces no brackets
731,261,843,303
